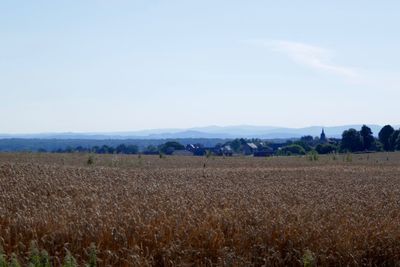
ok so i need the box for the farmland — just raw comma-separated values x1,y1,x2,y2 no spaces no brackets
1,153,400,266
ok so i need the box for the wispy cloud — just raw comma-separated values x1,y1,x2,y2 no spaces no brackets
248,40,359,80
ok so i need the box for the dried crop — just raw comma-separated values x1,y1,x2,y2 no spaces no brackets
0,153,400,266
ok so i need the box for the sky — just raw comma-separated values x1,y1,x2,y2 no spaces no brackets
1,0,399,133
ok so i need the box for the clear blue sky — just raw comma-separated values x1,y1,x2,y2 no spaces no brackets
1,1,399,133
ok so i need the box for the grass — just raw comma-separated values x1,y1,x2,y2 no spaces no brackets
307,150,319,161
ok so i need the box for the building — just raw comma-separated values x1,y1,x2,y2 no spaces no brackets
186,144,198,152
254,147,274,157
243,143,258,155
186,144,207,156
320,128,327,143
216,145,233,156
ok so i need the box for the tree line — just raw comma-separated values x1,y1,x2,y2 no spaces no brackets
341,124,400,152
51,141,186,155
37,125,400,156
53,144,140,154
281,124,400,155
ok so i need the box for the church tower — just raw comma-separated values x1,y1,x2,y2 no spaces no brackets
320,128,327,143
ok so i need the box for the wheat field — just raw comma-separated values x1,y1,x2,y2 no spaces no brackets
0,152,400,266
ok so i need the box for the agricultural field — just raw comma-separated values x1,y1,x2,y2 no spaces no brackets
1,152,400,266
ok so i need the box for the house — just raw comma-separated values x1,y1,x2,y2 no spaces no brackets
193,148,207,156
221,145,233,156
243,143,258,155
254,147,274,157
215,145,233,156
268,142,287,152
186,144,198,152
186,144,207,156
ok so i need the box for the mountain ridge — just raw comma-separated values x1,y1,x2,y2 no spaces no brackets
1,124,396,140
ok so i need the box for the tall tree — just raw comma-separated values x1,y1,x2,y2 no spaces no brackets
300,135,315,146
360,125,374,151
229,139,242,153
341,128,362,152
389,130,400,151
379,125,395,151
396,134,400,150
159,141,184,154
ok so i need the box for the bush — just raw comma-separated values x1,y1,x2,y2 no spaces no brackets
308,150,319,161
159,141,185,155
344,153,352,162
294,141,312,152
280,144,306,155
87,155,94,165
315,144,337,154
370,140,383,152
143,145,159,155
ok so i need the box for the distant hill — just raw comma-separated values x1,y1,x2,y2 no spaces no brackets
0,138,229,152
0,124,392,140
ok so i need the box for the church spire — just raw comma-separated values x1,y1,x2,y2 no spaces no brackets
320,128,327,142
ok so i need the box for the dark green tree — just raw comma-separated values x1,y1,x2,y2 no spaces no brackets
159,141,184,155
315,143,337,154
144,145,159,154
341,128,362,152
360,125,374,151
116,144,127,154
293,140,312,152
229,139,242,153
396,134,400,150
300,135,315,146
280,144,306,155
378,125,395,151
389,130,400,151
96,145,114,154
125,145,139,154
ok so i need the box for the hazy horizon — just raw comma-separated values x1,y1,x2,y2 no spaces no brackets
2,123,398,136
1,1,399,133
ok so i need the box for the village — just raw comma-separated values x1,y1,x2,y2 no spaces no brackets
168,129,338,157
